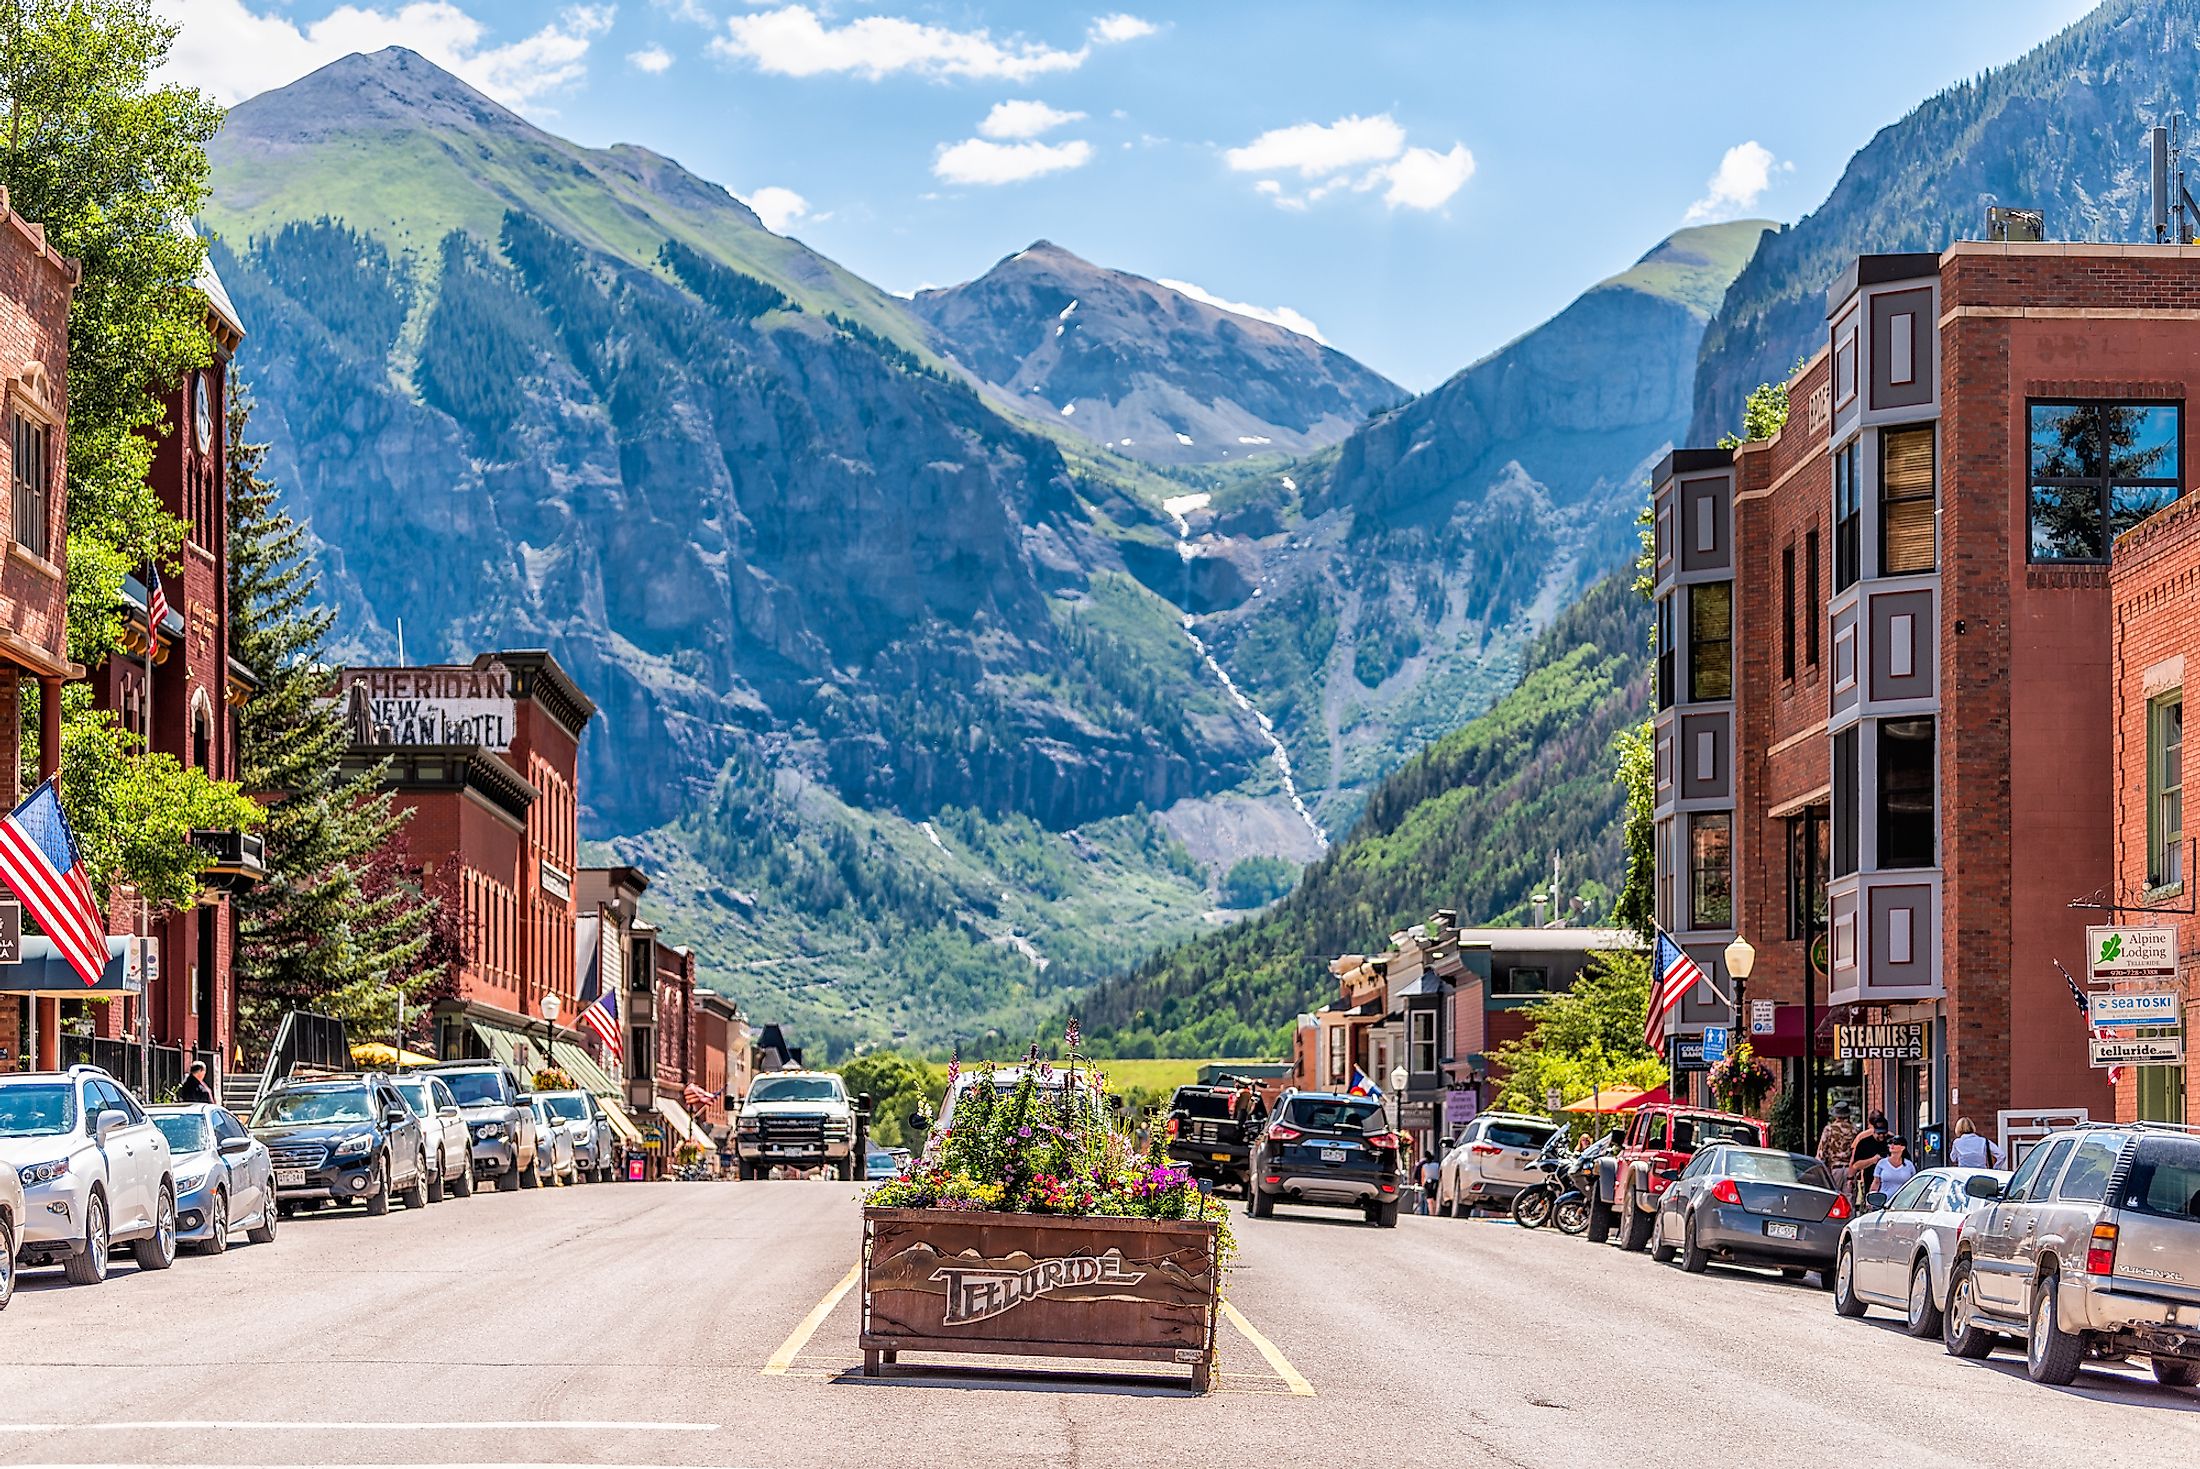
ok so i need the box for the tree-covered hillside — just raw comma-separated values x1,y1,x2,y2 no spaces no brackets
1083,572,1648,1057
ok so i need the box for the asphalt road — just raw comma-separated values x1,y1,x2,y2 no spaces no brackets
0,1180,2191,1467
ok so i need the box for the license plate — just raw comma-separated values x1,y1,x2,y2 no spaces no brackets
1764,1220,1800,1240
276,1169,306,1187
1320,1148,1347,1163
1211,1152,1233,1162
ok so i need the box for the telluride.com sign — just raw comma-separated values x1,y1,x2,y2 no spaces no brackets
338,662,518,751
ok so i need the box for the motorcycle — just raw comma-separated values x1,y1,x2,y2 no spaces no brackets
1512,1154,1569,1230
1513,1135,1612,1234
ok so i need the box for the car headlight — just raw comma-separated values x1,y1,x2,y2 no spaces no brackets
472,1121,508,1139
331,1132,374,1157
17,1157,68,1187
736,1118,760,1135
174,1171,209,1194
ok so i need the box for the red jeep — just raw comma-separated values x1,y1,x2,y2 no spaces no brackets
1591,1102,1768,1250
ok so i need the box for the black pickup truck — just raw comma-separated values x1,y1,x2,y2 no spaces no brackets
1163,1083,1265,1193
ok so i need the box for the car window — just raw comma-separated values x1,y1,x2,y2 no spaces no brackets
1172,1090,1238,1120
1886,1175,1934,1211
2055,1135,2123,1204
544,1094,591,1122
1700,1119,1763,1146
2007,1138,2072,1202
2118,1134,2200,1220
93,1080,136,1122
431,1079,456,1110
1669,1119,1697,1152
1484,1122,1557,1150
1723,1151,1834,1187
254,1086,375,1126
1681,1149,1719,1177
0,1081,77,1137
747,1077,845,1104
438,1071,512,1106
151,1112,213,1153
1642,1114,1669,1150
1283,1097,1383,1132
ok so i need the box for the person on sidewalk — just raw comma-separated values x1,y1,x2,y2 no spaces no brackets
1415,1151,1439,1214
1815,1099,1859,1198
177,1061,214,1105
1848,1111,1890,1203
1947,1116,2005,1169
1872,1136,1918,1198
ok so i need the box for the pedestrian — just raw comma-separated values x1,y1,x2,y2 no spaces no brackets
1848,1111,1890,1202
1815,1099,1859,1198
176,1061,214,1104
1873,1136,1918,1198
1947,1116,2005,1169
1415,1151,1439,1214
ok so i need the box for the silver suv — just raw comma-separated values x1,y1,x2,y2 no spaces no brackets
1943,1121,2200,1389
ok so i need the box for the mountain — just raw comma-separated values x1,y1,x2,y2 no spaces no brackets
1692,0,2182,440
1177,219,1767,831
1082,572,1649,1057
908,240,1402,466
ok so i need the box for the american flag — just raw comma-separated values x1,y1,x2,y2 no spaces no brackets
0,779,109,987
578,983,621,1060
144,561,169,634
2062,961,2125,1086
1647,930,1707,1053
683,1082,718,1110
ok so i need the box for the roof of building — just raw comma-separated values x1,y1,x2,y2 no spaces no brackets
1454,927,1642,953
1826,251,1941,316
342,742,537,826
489,650,596,739
179,217,244,346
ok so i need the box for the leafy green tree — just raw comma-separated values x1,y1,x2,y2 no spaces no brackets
227,385,436,1045
836,1050,946,1148
1220,855,1296,909
1612,720,1654,941
1488,952,1667,1118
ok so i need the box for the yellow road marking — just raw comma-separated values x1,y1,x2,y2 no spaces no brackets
1221,1301,1315,1397
763,1263,861,1376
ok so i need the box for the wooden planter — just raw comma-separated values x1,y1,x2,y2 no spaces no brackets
860,1206,1221,1392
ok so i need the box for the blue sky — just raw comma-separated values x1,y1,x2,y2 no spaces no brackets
167,0,2101,390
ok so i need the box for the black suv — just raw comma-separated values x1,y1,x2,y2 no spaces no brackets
1165,1083,1265,1193
1246,1089,1404,1227
249,1073,429,1216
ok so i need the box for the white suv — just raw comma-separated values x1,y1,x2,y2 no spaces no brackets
1436,1112,1562,1216
0,1066,176,1284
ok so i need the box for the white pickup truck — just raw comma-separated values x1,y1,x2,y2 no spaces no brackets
733,1069,857,1180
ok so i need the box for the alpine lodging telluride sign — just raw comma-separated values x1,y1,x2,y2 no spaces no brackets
861,1207,1221,1391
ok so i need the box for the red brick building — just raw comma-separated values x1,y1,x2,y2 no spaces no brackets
2108,489,2199,1125
337,651,595,1068
1655,241,2200,1156
0,197,79,1073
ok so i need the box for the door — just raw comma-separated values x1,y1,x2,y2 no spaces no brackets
1856,1173,1933,1301
94,1081,154,1229
1977,1138,2071,1312
215,1110,263,1220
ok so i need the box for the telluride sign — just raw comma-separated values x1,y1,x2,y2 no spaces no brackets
934,1247,1146,1326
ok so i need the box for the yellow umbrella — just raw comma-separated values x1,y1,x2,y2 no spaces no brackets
350,1041,436,1068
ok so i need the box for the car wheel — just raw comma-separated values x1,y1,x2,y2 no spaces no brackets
0,1214,15,1309
363,1158,392,1217
1618,1195,1653,1253
400,1153,429,1210
2027,1273,2086,1386
1905,1256,1943,1338
1832,1244,1866,1317
1942,1260,1996,1359
199,1189,229,1256
519,1155,541,1189
453,1159,475,1198
1371,1200,1399,1229
427,1151,447,1204
1678,1212,1710,1274
63,1190,108,1285
1649,1211,1676,1264
1586,1190,1614,1245
130,1185,176,1271
1248,1181,1273,1219
247,1193,278,1246
2151,1357,2200,1389
497,1165,521,1192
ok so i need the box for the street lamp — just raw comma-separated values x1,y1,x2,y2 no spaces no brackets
1389,1062,1409,1149
1722,934,1756,1035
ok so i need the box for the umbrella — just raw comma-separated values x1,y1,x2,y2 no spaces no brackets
1561,1083,1666,1113
351,1041,435,1068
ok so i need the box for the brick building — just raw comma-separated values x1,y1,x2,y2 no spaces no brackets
337,651,596,1071
1654,240,2200,1155
2108,489,2199,1126
0,196,79,1073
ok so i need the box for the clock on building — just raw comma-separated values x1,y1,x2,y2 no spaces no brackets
193,372,213,453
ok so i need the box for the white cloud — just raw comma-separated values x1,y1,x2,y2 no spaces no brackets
738,185,810,232
934,136,1093,186
1685,140,1789,223
1377,143,1475,211
1224,114,1406,177
712,5,1087,81
979,99,1085,140
157,0,615,107
1089,13,1156,43
1159,278,1330,345
629,44,674,73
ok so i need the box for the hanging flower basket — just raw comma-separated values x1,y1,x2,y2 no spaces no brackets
1708,1043,1775,1115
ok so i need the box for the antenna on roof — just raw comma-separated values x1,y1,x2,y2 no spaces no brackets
395,616,407,667
2150,117,2198,244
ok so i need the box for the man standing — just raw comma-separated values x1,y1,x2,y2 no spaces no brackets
177,1061,214,1104
1848,1111,1891,1203
1815,1099,1859,1198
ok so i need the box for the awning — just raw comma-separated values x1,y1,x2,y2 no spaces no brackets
550,1039,618,1097
1562,1083,1670,1114
599,1094,643,1145
654,1095,699,1145
0,937,144,995
468,1022,520,1071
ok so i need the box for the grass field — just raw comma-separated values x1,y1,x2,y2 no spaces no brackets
1084,1057,1280,1095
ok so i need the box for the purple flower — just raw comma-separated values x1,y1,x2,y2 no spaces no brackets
1064,1018,1082,1053
1018,1125,1034,1139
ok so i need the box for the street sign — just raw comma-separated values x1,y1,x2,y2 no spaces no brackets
1673,1036,1708,1071
1702,1026,1730,1067
2087,925,2178,985
2088,989,2182,1028
0,901,20,964
2091,1034,2186,1067
1443,1086,1479,1133
1545,1086,1563,1111
1750,999,1776,1036
1835,1022,1927,1061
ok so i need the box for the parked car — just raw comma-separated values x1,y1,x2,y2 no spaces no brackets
1246,1090,1405,1227
425,1062,541,1191
251,1073,429,1215
0,1066,176,1284
147,1103,279,1254
738,1068,859,1180
1600,1102,1768,1249
1433,1111,1561,1217
1943,1121,2200,1388
535,1089,615,1183
391,1073,475,1201
0,1132,19,1309
1163,1083,1264,1193
864,1146,900,1181
529,1097,579,1185
1650,1144,1848,1282
1831,1165,2010,1335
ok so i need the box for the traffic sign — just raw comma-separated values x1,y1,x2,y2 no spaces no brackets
1545,1086,1563,1111
1702,1026,1729,1067
1750,1000,1776,1036
2089,989,2182,1028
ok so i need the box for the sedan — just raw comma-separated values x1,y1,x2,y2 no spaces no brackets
1833,1166,2012,1336
1652,1145,1849,1283
529,1098,578,1186
146,1104,278,1255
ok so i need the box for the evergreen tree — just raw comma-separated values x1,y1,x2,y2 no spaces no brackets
227,385,438,1047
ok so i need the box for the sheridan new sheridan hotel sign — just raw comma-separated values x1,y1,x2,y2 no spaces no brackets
338,661,518,751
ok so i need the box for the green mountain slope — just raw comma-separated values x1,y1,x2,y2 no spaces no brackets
1693,0,2182,439
1082,573,1648,1056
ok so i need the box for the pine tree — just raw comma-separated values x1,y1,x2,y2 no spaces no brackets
227,384,439,1048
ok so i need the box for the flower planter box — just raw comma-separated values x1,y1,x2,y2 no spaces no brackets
860,1205,1221,1392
